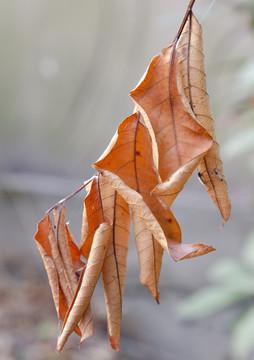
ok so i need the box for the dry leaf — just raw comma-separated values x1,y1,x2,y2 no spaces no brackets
35,2,230,353
100,178,131,351
56,222,112,353
130,45,213,208
79,174,131,350
53,207,94,340
34,212,94,340
80,176,108,259
35,214,59,314
53,207,78,295
132,212,163,303
176,11,231,224
94,113,214,260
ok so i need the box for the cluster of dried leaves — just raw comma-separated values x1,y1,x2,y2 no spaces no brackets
34,2,231,354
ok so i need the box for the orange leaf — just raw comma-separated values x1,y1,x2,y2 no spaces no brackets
132,212,163,303
56,222,112,353
94,113,214,260
99,177,131,351
80,176,108,259
130,45,213,208
35,211,93,340
176,11,231,224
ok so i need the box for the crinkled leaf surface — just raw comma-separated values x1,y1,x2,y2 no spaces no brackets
131,45,213,208
56,222,111,353
176,11,231,224
94,113,214,261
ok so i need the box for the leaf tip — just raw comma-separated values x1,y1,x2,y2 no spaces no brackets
109,336,120,352
156,292,160,305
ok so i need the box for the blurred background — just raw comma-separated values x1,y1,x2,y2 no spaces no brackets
0,0,254,359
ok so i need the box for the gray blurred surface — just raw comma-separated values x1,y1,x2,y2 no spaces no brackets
0,1,254,359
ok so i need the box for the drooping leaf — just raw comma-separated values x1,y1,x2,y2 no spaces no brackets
53,207,79,295
53,207,94,340
79,174,131,350
94,113,214,261
66,225,85,272
99,178,131,351
35,214,59,315
130,45,213,208
34,212,94,340
56,222,112,353
176,11,231,224
34,2,231,354
80,176,108,259
132,212,163,303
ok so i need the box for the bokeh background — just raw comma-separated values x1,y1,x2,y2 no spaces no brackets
0,0,254,359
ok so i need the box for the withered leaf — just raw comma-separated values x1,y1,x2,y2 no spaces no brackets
132,212,163,303
80,176,110,259
80,174,131,350
35,214,59,314
176,11,231,224
35,2,230,354
56,222,112,353
53,207,94,340
100,177,131,351
34,211,93,340
94,113,214,261
130,45,213,208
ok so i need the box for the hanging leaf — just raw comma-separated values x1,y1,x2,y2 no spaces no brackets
175,11,231,224
34,0,230,354
132,212,163,303
34,212,94,339
130,45,213,208
94,113,214,261
56,222,112,353
80,175,108,259
98,175,131,351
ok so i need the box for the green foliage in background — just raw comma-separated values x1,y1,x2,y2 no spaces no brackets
178,230,254,359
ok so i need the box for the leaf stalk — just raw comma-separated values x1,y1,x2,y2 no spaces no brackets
46,175,95,213
173,0,196,43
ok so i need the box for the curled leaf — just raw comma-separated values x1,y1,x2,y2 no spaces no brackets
176,11,231,224
56,222,111,353
95,114,214,261
101,185,131,351
34,211,93,341
130,45,213,208
80,176,108,259
132,212,163,303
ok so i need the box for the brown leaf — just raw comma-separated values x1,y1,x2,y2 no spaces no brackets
94,113,178,250
132,212,163,303
56,222,112,353
100,180,131,351
130,45,213,208
80,176,108,259
35,214,74,328
53,207,94,340
176,11,231,224
66,225,85,272
34,213,52,257
94,113,214,260
53,207,79,295
80,174,131,350
34,212,93,341
35,214,59,314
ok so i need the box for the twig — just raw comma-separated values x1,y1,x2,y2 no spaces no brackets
173,0,196,43
46,175,95,213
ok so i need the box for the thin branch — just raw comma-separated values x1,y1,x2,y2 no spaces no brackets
47,175,95,213
173,0,196,43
